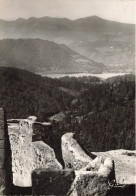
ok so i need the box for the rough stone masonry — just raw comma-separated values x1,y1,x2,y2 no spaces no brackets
0,108,12,195
8,118,62,187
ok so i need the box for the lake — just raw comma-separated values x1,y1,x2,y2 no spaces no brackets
44,73,128,79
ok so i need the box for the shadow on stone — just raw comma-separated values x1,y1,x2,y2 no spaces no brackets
10,185,32,195
107,184,135,196
32,169,75,195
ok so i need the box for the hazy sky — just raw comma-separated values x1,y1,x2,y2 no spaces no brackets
0,0,135,24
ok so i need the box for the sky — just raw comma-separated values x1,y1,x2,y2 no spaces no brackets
0,0,135,24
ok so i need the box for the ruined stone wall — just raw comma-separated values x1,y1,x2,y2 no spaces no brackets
0,109,12,195
0,112,134,195
32,169,75,195
61,132,93,170
32,157,115,196
60,132,116,196
8,118,62,187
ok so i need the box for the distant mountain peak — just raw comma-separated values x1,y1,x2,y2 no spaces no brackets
14,17,26,22
86,15,102,19
74,15,107,23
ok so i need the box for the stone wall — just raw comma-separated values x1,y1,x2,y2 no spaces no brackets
32,169,75,195
61,133,116,196
0,108,12,195
0,111,134,195
8,118,62,187
68,157,115,196
6,115,135,195
61,132,93,170
8,121,116,193
31,156,115,196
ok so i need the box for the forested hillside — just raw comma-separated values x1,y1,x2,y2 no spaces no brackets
53,74,135,151
0,67,134,151
0,67,74,120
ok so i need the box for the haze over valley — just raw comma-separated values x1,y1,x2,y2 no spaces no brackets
0,38,104,74
0,16,134,74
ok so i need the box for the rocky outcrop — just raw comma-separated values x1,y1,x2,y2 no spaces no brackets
61,133,93,170
9,119,34,186
7,118,117,195
68,157,115,196
61,132,116,196
93,150,136,184
31,155,115,196
69,172,109,196
33,141,62,170
8,118,62,187
2,113,134,195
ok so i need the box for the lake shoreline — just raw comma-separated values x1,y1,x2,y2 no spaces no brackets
43,72,129,79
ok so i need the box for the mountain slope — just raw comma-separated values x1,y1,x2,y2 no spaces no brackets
0,67,134,152
0,16,134,73
0,16,134,42
52,74,135,151
0,67,76,120
68,40,135,73
0,39,104,74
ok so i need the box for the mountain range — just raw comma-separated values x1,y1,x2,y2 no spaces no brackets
0,16,134,42
0,16,135,73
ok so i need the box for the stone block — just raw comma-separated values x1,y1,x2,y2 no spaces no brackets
32,169,75,195
9,118,62,187
61,133,93,170
68,157,116,196
69,171,109,196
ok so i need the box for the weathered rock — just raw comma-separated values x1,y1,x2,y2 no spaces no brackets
69,171,109,196
9,120,33,187
32,169,75,195
27,116,37,122
93,150,136,184
61,132,93,170
0,108,12,195
8,119,62,187
68,157,115,196
81,156,116,181
33,141,62,170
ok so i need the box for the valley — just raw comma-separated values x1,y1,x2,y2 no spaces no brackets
0,16,134,74
0,13,135,195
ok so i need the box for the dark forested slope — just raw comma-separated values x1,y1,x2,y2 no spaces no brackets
54,74,135,151
0,67,74,120
74,75,135,151
0,67,134,150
